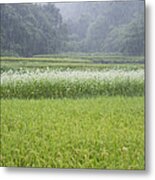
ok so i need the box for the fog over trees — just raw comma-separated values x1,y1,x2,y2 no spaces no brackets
0,1,144,57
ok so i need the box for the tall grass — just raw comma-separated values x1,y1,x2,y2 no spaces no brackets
1,69,144,99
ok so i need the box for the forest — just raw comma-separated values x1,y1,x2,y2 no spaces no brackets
0,1,144,57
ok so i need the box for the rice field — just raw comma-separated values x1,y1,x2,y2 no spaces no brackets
1,97,144,169
1,54,144,64
0,55,145,169
1,61,144,73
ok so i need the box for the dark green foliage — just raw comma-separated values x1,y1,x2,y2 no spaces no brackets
58,1,144,55
103,14,144,56
0,1,144,56
0,3,67,57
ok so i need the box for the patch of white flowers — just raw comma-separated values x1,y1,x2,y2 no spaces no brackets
1,69,144,85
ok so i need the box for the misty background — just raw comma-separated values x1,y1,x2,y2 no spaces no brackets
0,1,144,57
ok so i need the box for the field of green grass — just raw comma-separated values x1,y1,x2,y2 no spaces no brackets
1,97,144,169
1,54,144,73
0,55,144,169
1,54,144,66
1,60,144,72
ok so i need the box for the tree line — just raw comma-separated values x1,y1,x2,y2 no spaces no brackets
0,2,144,57
0,3,67,56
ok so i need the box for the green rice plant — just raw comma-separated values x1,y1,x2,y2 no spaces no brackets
1,97,144,169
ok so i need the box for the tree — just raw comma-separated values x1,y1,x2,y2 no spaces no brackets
102,13,144,56
0,3,67,56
